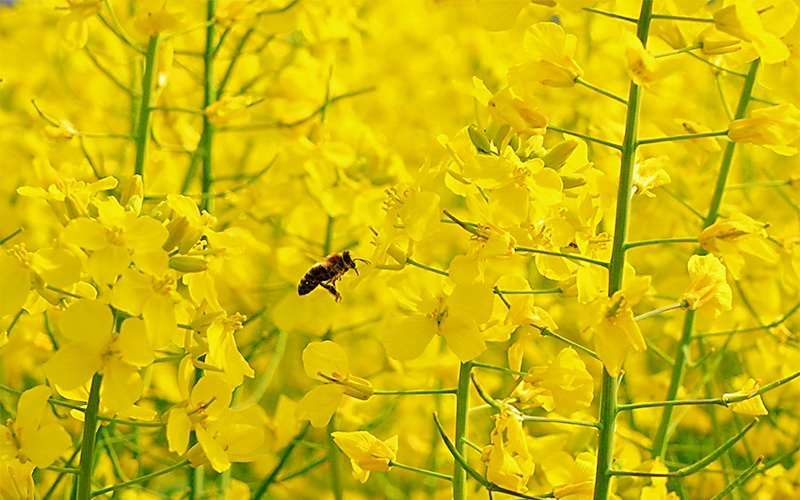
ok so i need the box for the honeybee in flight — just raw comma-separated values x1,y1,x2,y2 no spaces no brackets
298,251,369,302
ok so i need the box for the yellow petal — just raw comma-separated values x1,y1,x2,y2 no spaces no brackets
382,315,437,361
302,341,349,381
295,384,346,428
43,343,102,390
167,408,192,455
0,254,30,317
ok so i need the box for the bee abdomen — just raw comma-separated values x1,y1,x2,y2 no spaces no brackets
297,277,318,295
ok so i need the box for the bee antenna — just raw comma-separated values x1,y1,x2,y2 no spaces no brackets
354,258,370,265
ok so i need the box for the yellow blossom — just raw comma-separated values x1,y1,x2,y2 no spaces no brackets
542,451,597,500
0,386,71,468
512,348,594,415
624,32,659,87
205,95,254,127
481,403,534,493
331,431,398,483
698,213,780,279
680,254,732,318
509,22,583,88
383,277,492,362
295,341,373,428
724,378,768,416
727,104,800,156
43,299,153,413
591,276,651,377
713,2,792,64
632,156,671,197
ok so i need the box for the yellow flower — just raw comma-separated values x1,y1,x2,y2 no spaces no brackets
713,2,792,64
331,431,398,483
591,276,651,377
57,0,102,49
133,1,182,37
727,104,800,156
205,95,254,127
680,254,732,318
61,197,169,285
698,213,780,279
165,372,234,466
632,156,671,197
512,348,594,415
481,403,534,493
542,451,596,500
487,87,548,136
724,378,768,416
624,32,659,87
640,459,679,500
0,386,71,468
185,405,267,473
383,277,492,362
509,22,583,88
43,299,152,413
295,341,373,428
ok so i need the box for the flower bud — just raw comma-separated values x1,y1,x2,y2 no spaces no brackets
467,125,492,154
342,375,374,401
64,193,88,220
701,38,741,55
543,140,578,170
163,215,190,252
169,255,208,273
560,174,586,189
120,175,144,213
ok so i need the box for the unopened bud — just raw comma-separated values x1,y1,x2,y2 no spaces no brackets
163,216,190,252
46,199,70,226
64,193,88,220
560,174,587,189
467,125,492,154
343,375,374,401
120,175,144,212
543,140,578,170
493,124,512,147
169,255,208,273
700,38,741,55
508,134,520,152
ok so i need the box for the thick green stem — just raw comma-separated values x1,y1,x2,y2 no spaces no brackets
452,361,472,500
593,3,653,499
134,35,161,177
199,0,217,212
76,373,103,500
651,60,760,458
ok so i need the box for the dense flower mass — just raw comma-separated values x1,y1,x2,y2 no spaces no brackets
1,1,799,499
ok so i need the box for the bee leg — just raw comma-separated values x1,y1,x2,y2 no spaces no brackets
320,282,342,302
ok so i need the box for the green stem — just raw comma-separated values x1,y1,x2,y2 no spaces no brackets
651,59,760,459
328,419,343,500
134,35,161,177
547,125,623,150
539,327,599,360
522,415,600,428
575,77,627,105
624,237,696,249
453,362,472,500
406,258,450,276
707,457,763,500
583,7,637,23
637,130,727,145
650,14,714,23
634,302,686,322
514,246,609,268
373,389,457,395
653,43,702,58
390,461,453,481
91,461,190,497
76,373,103,500
594,3,652,499
199,0,217,213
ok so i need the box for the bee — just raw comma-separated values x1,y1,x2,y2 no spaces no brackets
298,251,369,302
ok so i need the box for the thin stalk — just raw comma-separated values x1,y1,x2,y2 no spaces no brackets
547,125,623,150
452,362,473,500
91,461,190,497
634,302,686,322
328,419,343,500
390,461,453,481
637,130,727,145
514,246,610,268
373,389,457,395
594,3,652,499
651,60,760,458
76,373,103,500
575,77,627,105
199,0,217,212
624,237,696,249
253,423,310,499
134,35,161,177
707,457,763,500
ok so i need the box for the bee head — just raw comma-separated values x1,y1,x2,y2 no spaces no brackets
342,251,369,275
